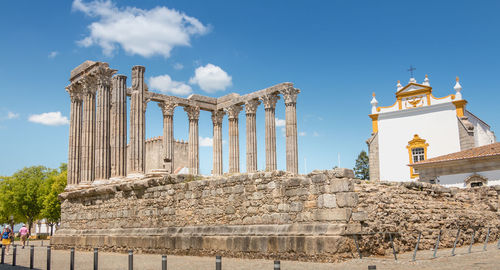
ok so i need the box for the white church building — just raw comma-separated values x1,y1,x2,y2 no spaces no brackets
367,75,496,184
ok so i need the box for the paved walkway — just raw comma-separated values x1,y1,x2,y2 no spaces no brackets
0,241,499,269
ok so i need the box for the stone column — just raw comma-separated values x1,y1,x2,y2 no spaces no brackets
158,100,177,173
184,106,200,174
95,71,114,180
80,76,97,183
129,66,147,175
260,93,279,171
211,110,225,175
66,84,83,186
225,105,243,173
110,75,127,178
245,99,260,173
281,88,300,174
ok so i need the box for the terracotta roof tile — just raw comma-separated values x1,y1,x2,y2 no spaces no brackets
412,142,500,166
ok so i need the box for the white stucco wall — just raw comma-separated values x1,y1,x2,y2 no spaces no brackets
378,103,461,182
437,169,500,188
465,111,496,146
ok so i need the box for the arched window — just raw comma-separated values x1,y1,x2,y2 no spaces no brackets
407,134,429,179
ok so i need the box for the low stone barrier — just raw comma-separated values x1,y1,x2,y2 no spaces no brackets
53,169,500,261
53,169,363,262
355,181,500,256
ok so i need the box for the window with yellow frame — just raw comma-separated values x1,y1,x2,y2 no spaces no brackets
406,134,429,178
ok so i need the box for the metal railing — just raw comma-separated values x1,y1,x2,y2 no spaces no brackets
345,225,500,262
0,226,498,269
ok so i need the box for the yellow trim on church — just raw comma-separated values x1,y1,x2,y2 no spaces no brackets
431,93,455,100
369,114,378,133
406,134,429,179
453,100,467,117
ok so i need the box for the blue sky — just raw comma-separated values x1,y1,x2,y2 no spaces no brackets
1,0,499,176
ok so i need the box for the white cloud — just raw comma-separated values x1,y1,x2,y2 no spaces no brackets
7,112,19,119
173,63,184,70
72,0,210,58
149,74,192,95
299,131,307,136
189,64,232,92
29,112,69,126
48,51,59,58
275,118,286,127
199,136,213,147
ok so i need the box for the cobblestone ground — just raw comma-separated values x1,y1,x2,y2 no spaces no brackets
0,241,499,270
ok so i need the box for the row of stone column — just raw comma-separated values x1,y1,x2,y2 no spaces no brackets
66,64,134,185
67,63,299,186
156,88,299,176
209,89,299,175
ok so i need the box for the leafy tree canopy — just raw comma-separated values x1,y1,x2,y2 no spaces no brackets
354,150,369,180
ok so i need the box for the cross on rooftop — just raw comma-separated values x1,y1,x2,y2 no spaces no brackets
408,65,416,78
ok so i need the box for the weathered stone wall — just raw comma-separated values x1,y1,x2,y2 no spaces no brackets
53,170,500,261
52,169,363,261
128,137,189,173
355,181,500,255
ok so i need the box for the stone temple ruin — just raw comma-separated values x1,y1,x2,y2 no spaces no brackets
53,61,500,261
64,61,300,186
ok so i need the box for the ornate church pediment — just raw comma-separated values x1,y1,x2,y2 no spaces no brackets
396,83,432,98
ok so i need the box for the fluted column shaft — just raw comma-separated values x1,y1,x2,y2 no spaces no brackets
226,105,242,173
159,101,176,173
164,115,174,172
110,75,127,178
81,88,96,183
245,99,260,173
129,66,146,174
67,90,83,185
185,106,200,175
212,110,225,175
285,103,298,174
95,80,111,180
281,88,300,174
228,118,240,173
261,93,279,171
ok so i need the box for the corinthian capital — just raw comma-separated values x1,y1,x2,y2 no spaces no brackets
225,104,243,120
184,105,200,120
66,82,84,103
211,110,225,126
245,99,260,114
158,100,177,116
81,75,98,95
280,87,300,105
260,92,280,110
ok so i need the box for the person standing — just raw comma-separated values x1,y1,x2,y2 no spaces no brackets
19,224,29,249
2,225,13,255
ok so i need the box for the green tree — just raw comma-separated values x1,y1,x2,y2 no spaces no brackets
9,166,53,234
354,150,369,180
41,164,67,235
0,176,22,228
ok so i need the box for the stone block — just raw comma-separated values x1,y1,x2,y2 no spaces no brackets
290,202,303,212
225,206,236,214
330,168,355,178
314,209,352,221
304,200,317,208
336,192,359,207
317,194,337,208
330,179,353,192
351,211,367,221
